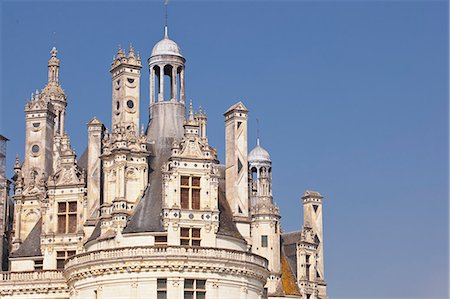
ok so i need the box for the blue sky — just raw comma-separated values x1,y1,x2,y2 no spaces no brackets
1,1,448,298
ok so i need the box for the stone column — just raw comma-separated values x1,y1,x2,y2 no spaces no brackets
172,66,178,101
159,66,164,102
150,67,155,104
180,68,185,103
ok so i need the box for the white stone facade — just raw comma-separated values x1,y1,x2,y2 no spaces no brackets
0,20,328,299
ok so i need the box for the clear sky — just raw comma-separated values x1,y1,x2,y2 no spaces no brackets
1,1,448,298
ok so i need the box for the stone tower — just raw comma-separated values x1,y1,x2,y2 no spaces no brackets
249,138,281,295
11,48,58,250
99,45,148,234
111,44,142,131
224,101,250,240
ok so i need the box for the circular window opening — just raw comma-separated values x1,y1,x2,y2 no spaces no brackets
127,78,135,83
32,145,40,153
127,100,134,109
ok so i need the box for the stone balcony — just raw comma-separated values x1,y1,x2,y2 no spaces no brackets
0,270,69,297
65,245,269,285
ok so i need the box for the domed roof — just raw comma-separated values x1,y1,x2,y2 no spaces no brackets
248,139,271,162
151,28,183,57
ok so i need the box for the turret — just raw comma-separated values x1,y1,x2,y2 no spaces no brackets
248,138,281,295
147,26,186,144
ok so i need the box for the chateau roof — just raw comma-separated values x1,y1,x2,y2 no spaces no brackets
10,218,42,258
281,231,301,279
248,139,271,163
151,29,183,58
122,140,170,233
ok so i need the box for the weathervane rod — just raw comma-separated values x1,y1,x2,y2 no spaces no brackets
256,118,260,145
164,0,169,35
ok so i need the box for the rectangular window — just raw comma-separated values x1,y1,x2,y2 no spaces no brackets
155,235,167,246
56,250,76,269
180,176,201,210
180,227,201,247
157,278,167,299
184,279,206,299
34,259,43,271
57,201,77,234
261,235,268,247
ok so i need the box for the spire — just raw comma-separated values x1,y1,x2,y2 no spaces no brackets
48,46,60,83
128,43,135,58
14,154,20,169
188,99,194,121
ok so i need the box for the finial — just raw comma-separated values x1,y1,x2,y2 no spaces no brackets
188,99,194,121
198,106,203,115
14,154,20,168
140,124,145,135
128,42,135,58
35,89,39,95
51,46,58,57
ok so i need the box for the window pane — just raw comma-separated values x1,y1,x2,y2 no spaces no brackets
184,279,194,289
68,214,77,233
67,251,76,257
157,292,167,299
192,177,200,187
197,292,206,299
192,189,200,210
69,202,77,212
261,235,268,247
181,188,189,209
181,228,190,237
58,215,66,233
196,280,206,290
57,259,65,269
181,176,190,186
184,291,193,299
155,236,167,244
192,239,201,246
181,239,190,246
157,279,167,289
58,202,66,213
192,228,200,238
56,251,65,257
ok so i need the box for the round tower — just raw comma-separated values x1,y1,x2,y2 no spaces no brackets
147,26,186,143
248,139,281,275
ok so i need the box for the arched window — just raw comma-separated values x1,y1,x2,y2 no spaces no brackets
153,65,161,101
163,65,173,101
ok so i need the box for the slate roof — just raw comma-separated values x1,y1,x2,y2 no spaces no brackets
77,147,88,171
10,218,42,258
280,249,301,296
122,138,171,233
281,231,301,279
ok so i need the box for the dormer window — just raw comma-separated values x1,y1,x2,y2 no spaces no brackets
180,176,201,210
